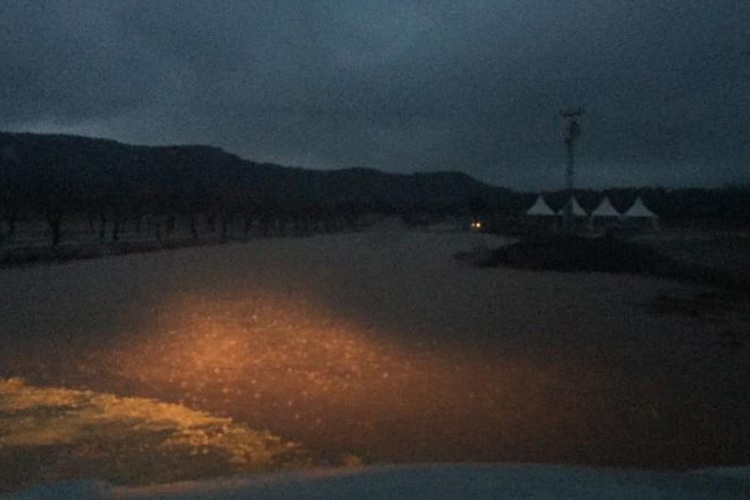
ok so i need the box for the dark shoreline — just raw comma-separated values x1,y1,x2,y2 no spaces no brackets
0,238,231,268
461,234,750,294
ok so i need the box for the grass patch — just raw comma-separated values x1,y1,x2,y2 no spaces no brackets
0,378,313,494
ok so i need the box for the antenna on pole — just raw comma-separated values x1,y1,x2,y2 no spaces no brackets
560,107,584,233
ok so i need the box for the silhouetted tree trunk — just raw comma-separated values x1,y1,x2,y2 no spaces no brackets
165,215,176,235
221,216,230,240
98,213,108,240
243,215,254,237
9,214,18,239
259,212,273,236
87,213,96,236
112,214,126,242
46,212,63,246
189,214,199,239
1,213,19,243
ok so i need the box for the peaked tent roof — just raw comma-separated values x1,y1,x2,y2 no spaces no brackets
623,197,656,218
561,196,588,217
591,196,621,217
527,195,557,216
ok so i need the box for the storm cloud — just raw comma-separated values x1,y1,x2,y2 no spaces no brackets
1,0,748,188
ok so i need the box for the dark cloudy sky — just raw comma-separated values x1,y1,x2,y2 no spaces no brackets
1,1,748,189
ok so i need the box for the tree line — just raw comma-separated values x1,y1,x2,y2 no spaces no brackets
1,132,749,247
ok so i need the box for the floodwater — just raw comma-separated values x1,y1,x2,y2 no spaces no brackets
1,225,749,470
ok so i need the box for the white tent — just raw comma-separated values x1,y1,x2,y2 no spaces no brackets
526,195,557,216
590,196,621,217
623,196,659,230
623,196,656,218
561,196,588,217
588,195,621,231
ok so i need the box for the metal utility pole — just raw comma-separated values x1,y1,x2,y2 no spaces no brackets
560,108,584,233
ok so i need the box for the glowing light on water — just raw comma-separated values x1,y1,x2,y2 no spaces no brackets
108,293,427,420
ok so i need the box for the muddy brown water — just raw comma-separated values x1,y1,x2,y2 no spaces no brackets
1,230,749,470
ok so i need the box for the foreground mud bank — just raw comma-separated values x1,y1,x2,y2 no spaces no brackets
0,378,314,495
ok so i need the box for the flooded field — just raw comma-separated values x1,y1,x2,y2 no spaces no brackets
1,226,749,491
